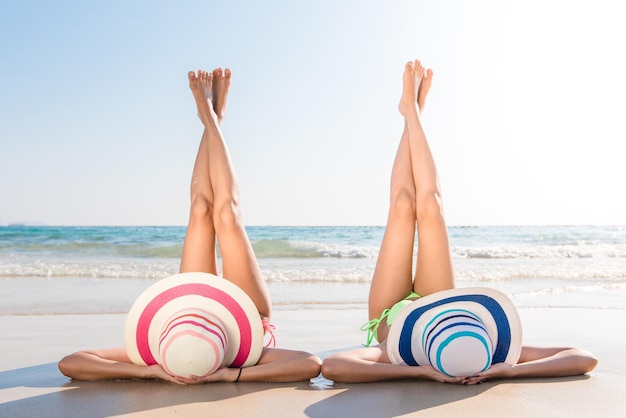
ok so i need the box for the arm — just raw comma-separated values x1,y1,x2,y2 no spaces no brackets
178,348,322,384
464,345,598,384
58,347,181,384
320,342,464,384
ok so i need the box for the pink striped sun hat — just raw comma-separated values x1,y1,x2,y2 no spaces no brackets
387,287,523,377
124,272,264,379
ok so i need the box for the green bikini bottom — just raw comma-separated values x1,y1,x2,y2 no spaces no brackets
360,291,421,347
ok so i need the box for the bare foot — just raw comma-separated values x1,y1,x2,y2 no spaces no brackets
417,69,433,113
398,59,424,117
212,68,231,123
188,70,217,127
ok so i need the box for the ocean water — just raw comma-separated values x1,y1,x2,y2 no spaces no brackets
1,225,625,314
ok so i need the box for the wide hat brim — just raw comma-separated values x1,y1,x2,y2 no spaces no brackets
387,287,522,373
124,272,263,370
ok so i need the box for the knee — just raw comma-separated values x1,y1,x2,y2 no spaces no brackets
389,188,416,220
189,195,213,223
415,192,444,222
215,199,243,232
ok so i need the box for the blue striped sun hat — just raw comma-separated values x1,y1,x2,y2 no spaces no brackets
386,287,522,377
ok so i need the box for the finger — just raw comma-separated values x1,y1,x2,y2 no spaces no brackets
167,376,187,385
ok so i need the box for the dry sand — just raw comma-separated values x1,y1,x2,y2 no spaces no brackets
1,308,624,417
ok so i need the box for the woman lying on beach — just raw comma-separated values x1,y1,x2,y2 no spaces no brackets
58,68,322,384
320,59,598,384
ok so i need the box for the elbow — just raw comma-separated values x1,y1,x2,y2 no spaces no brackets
58,354,78,379
299,353,322,380
286,351,322,381
58,351,95,381
320,356,345,383
561,348,599,376
579,350,599,374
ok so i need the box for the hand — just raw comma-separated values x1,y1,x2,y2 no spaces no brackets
463,362,514,385
174,367,235,385
419,365,466,384
145,364,186,384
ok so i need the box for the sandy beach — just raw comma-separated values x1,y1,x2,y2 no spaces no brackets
1,307,624,417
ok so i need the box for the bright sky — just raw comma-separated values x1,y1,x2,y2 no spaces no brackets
1,0,624,226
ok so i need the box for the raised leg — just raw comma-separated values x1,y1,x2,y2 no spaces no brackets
369,61,454,342
181,68,272,320
180,70,218,276
399,61,454,298
368,124,417,325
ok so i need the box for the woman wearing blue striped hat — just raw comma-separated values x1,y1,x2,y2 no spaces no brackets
321,59,597,384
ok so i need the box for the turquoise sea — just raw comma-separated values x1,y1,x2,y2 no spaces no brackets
1,225,625,314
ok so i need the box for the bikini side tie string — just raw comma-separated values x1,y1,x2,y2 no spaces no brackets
262,319,277,348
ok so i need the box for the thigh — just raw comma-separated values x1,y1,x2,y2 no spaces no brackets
179,209,218,275
413,210,454,296
369,214,415,319
218,222,271,319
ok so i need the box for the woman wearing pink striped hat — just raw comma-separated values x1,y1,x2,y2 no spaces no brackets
58,67,321,384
